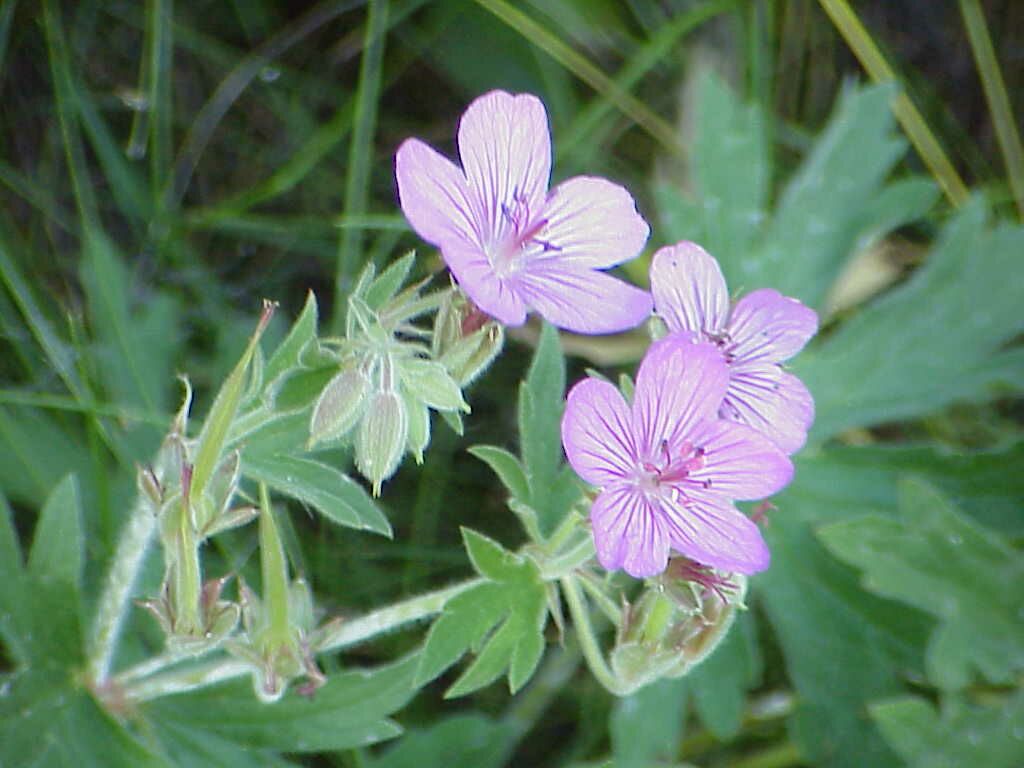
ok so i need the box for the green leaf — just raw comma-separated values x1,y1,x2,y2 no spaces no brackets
798,199,1024,440
870,693,1024,768
416,530,547,696
399,359,468,413
689,71,768,268
28,473,83,591
244,453,391,537
154,721,298,768
657,79,917,311
610,678,687,768
368,714,508,768
687,610,762,739
364,251,416,309
264,291,318,389
148,655,420,753
0,492,27,661
818,478,1024,689
468,445,529,502
757,449,936,768
516,323,581,538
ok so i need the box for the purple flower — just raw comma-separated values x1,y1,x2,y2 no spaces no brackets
650,242,818,454
395,90,653,334
561,333,793,578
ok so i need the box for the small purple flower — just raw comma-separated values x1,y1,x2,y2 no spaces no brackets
395,90,653,334
561,333,793,578
649,242,818,454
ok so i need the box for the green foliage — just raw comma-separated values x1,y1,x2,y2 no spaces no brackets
819,478,1024,689
148,654,421,753
609,679,687,768
416,529,548,697
871,693,1024,768
28,474,84,591
798,199,1024,439
657,73,937,311
368,714,509,768
473,322,582,540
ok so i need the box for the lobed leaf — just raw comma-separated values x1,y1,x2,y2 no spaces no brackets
819,477,1024,689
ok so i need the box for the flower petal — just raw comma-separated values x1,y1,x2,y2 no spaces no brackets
657,491,769,574
590,483,669,578
650,242,730,336
631,334,730,460
726,288,818,364
722,363,815,454
457,91,551,244
562,378,637,486
395,138,479,247
513,263,653,334
441,239,527,326
684,417,794,500
536,176,649,268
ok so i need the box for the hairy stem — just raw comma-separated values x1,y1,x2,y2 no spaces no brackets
87,494,158,684
120,576,483,700
559,575,624,696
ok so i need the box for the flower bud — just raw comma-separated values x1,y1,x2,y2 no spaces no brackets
309,361,370,446
610,558,747,693
355,389,408,496
433,288,504,386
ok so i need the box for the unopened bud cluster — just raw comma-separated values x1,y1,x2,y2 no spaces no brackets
310,257,501,494
610,557,747,694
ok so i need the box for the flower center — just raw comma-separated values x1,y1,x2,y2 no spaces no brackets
637,440,708,494
490,189,560,277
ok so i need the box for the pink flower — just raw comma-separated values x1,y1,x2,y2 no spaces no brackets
395,90,653,334
650,242,818,454
561,333,793,578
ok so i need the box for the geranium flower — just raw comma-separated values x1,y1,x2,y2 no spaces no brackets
561,333,793,578
395,90,652,334
650,242,818,454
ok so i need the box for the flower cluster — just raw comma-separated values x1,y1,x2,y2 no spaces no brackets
397,90,817,580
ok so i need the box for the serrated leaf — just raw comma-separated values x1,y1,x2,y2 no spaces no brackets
757,449,936,768
468,445,529,502
244,453,391,537
818,478,1024,689
798,199,1024,440
870,693,1024,768
689,71,768,268
365,251,416,309
416,531,547,696
264,291,318,389
147,655,420,753
516,323,581,538
28,474,83,591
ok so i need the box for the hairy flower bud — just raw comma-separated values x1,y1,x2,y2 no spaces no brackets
610,558,747,693
356,389,408,496
309,361,370,446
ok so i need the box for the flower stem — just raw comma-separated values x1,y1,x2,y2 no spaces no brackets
559,575,624,696
87,493,158,684
120,576,483,701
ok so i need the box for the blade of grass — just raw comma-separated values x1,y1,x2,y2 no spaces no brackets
557,0,735,165
166,0,363,210
817,0,969,208
333,0,389,329
42,0,99,229
0,161,78,236
958,0,1024,220
472,0,685,159
0,0,16,73
149,0,174,195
